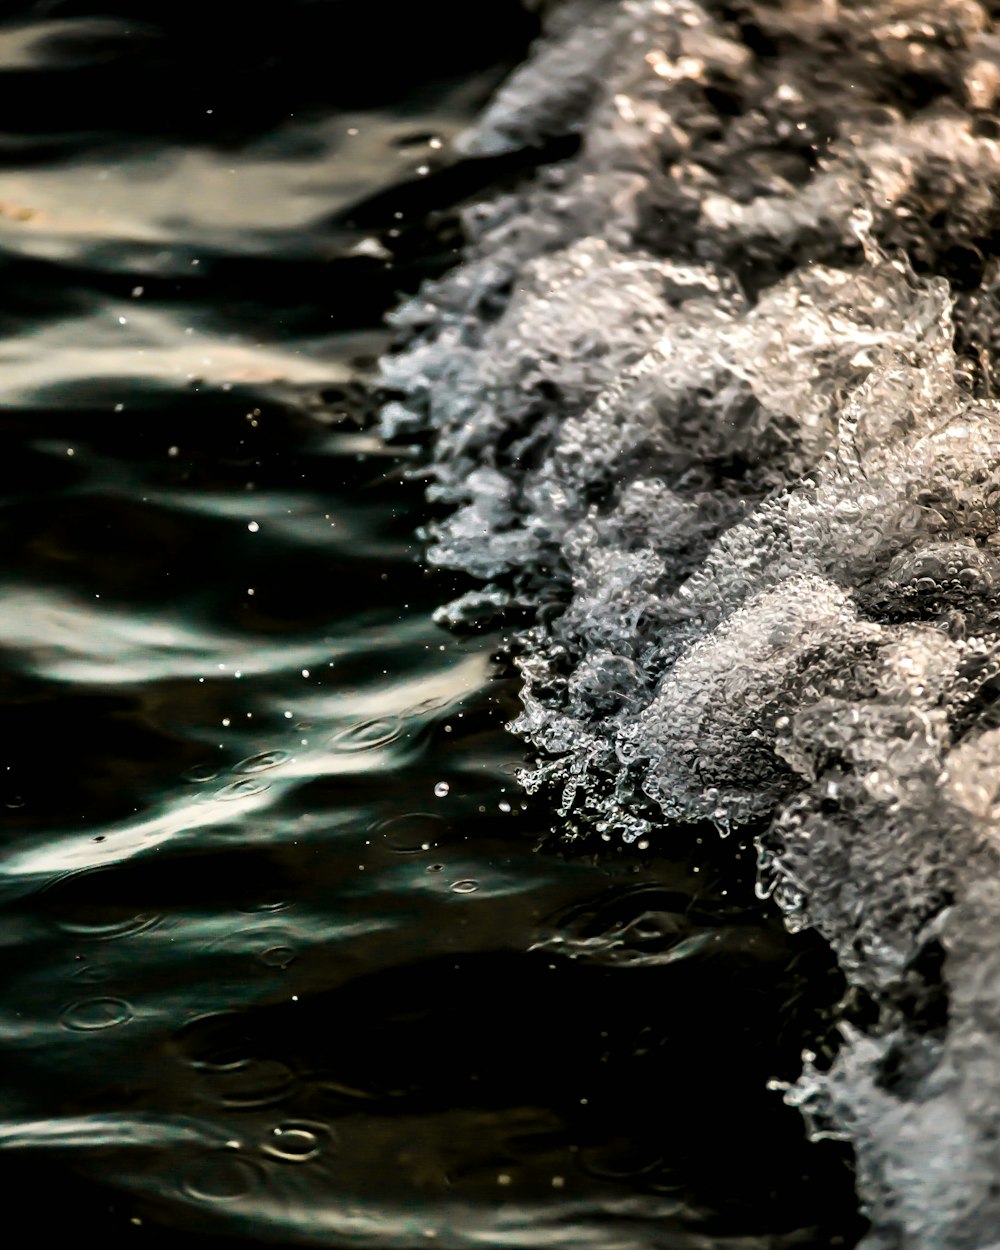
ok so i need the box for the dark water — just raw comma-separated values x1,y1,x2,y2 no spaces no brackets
0,5,864,1247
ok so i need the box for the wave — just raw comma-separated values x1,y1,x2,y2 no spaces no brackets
380,1,1000,1245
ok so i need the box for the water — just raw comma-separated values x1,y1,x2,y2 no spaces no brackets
0,4,866,1247
381,2,1000,1246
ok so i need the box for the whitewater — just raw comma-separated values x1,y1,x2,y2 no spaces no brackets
380,1,1000,1245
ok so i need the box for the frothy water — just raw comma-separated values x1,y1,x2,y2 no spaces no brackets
382,1,1000,1245
0,3,864,1248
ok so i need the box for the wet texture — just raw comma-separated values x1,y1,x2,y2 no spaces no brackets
380,1,1000,1245
0,4,866,1250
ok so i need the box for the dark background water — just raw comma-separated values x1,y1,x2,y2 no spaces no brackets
0,4,865,1246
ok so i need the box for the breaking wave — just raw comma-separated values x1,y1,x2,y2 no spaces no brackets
380,1,1000,1245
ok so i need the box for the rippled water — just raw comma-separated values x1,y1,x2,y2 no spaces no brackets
0,5,864,1247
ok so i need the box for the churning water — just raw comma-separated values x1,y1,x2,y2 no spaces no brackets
379,2,1000,1247
11,0,999,1247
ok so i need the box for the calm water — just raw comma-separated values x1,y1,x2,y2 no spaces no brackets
0,5,863,1246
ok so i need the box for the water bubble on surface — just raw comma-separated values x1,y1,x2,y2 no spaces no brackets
172,1012,256,1071
215,777,271,801
59,910,162,941
72,963,110,984
184,763,221,784
213,1059,297,1109
238,894,290,915
43,869,163,941
60,996,134,1032
234,750,288,774
449,879,478,895
330,717,402,751
182,1151,261,1202
374,811,447,853
257,945,296,969
260,1120,330,1163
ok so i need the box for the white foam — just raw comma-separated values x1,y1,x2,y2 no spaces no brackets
381,1,1000,1243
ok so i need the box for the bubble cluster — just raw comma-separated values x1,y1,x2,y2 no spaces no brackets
381,0,1000,1244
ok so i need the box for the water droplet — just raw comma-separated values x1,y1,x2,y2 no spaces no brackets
234,750,288,775
331,718,402,751
450,879,478,895
260,1120,331,1163
182,1152,261,1202
434,781,450,798
60,997,133,1031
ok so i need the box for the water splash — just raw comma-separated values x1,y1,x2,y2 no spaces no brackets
382,1,1000,1244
